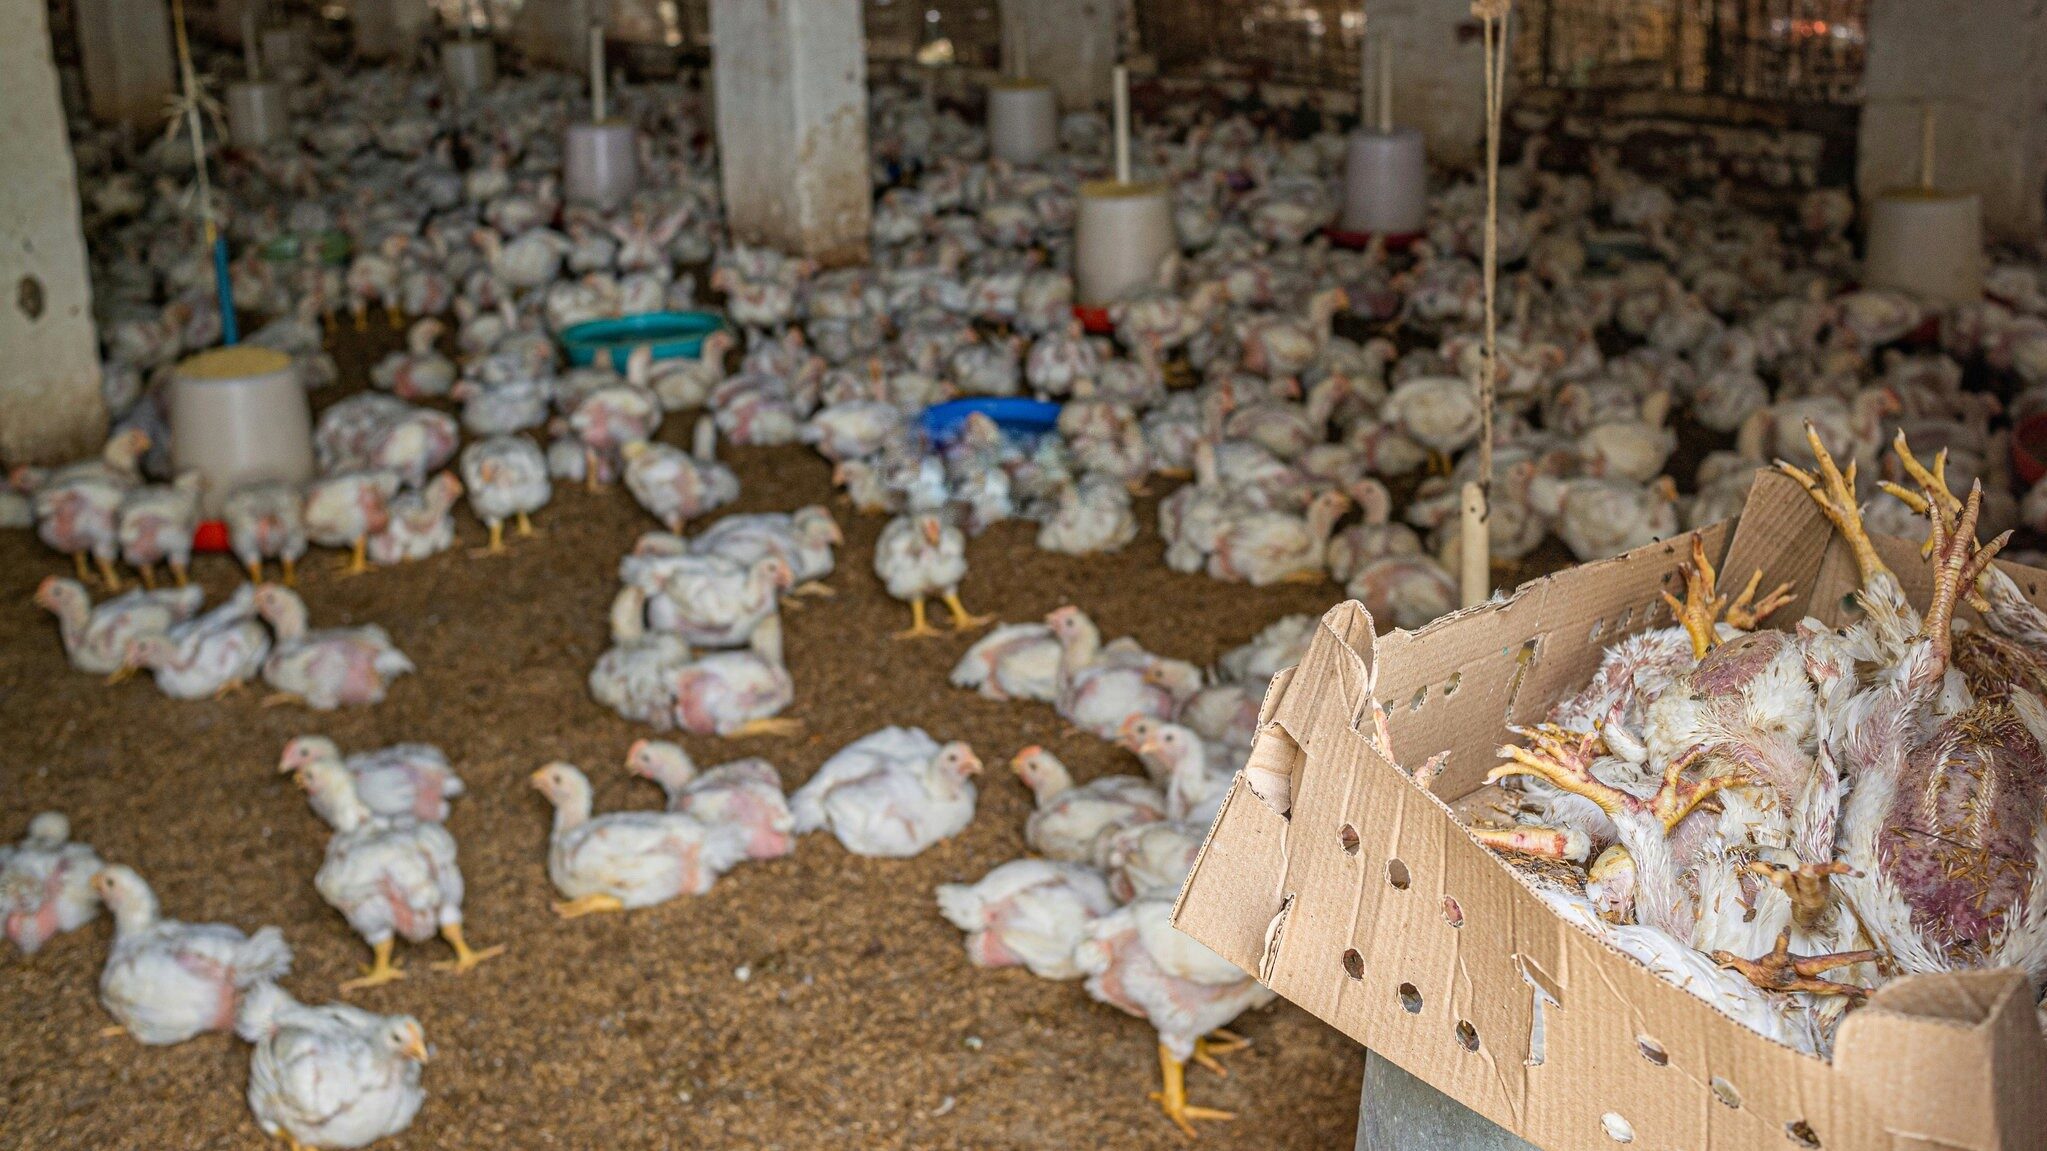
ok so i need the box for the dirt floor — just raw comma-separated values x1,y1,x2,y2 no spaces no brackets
0,329,1393,1150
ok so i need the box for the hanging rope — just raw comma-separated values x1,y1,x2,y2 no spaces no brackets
167,0,238,343
1474,0,1510,498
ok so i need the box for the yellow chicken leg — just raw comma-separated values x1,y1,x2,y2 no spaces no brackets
281,555,297,587
894,596,944,639
74,551,91,582
471,520,507,558
1189,1031,1250,1077
727,717,805,739
138,563,157,591
245,558,265,583
941,591,996,632
337,536,371,576
169,559,189,588
432,923,505,974
1149,1043,1236,1137
96,554,123,592
515,510,538,537
553,893,625,919
791,580,835,598
339,938,406,992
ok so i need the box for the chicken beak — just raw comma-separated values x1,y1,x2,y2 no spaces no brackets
960,753,984,776
1137,736,1163,759
920,519,943,546
402,1030,430,1064
1009,746,1041,774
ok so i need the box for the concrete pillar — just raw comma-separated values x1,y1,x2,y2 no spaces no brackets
1375,0,1488,168
1858,0,2047,242
518,0,590,71
73,0,175,129
710,0,869,265
1004,0,1117,112
1,0,108,466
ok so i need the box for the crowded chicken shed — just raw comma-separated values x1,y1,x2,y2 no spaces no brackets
4,0,2047,1147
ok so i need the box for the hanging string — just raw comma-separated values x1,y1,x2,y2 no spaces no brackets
168,0,238,343
1474,0,1510,499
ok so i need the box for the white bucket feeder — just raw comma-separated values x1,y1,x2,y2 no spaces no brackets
1075,65,1175,306
1863,107,1983,304
170,346,314,516
987,16,1056,166
564,24,637,210
442,7,496,98
227,12,287,149
1340,29,1425,237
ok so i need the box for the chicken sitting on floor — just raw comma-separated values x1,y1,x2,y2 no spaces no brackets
937,858,1118,979
1,813,102,956
873,512,994,638
950,622,1062,703
670,616,800,738
1074,898,1275,1136
122,584,272,700
35,576,202,678
1012,746,1166,864
530,762,752,917
626,739,797,860
790,728,982,857
295,758,501,991
237,981,429,1150
253,585,416,710
94,864,294,1045
278,737,466,825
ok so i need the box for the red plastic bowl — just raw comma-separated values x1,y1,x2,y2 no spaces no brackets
2013,413,2047,489
193,519,231,553
1322,228,1423,253
1074,304,1113,335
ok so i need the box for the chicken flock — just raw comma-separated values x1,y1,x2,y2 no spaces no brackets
10,16,2047,1147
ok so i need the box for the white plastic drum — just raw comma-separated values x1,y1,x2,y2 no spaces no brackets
1074,180,1176,306
74,0,175,128
442,39,497,94
227,80,289,149
170,346,313,516
564,121,639,211
987,81,1057,166
1340,127,1427,237
1864,189,1983,304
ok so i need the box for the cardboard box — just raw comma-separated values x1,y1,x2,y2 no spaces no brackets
1174,471,2047,1151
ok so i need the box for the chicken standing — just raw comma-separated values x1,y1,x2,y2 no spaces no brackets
295,758,502,990
94,864,294,1044
873,512,993,638
1,813,102,956
458,434,551,554
304,470,402,576
789,728,982,858
530,762,752,917
237,981,429,1150
222,481,308,584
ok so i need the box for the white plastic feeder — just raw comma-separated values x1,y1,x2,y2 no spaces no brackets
988,81,1058,165
171,346,313,517
227,80,288,147
442,38,497,94
1862,110,1983,303
1074,65,1176,305
1340,31,1426,236
564,26,637,210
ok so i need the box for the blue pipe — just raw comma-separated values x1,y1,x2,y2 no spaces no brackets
212,233,238,345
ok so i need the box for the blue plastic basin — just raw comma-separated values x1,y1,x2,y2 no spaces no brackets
559,311,726,372
919,398,1063,447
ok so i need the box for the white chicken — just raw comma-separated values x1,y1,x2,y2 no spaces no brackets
1012,746,1167,864
295,757,501,990
625,739,797,860
874,511,993,638
530,762,752,917
222,481,308,584
950,622,1062,703
94,864,294,1045
122,584,271,700
670,616,799,738
252,585,415,710
621,418,740,532
116,472,202,588
1,812,102,956
459,434,552,553
789,727,982,858
236,982,429,1150
1048,606,1178,740
622,551,790,649
688,505,842,595
936,859,1118,980
278,737,466,825
589,586,694,729
304,470,402,576
1100,820,1207,902
35,576,202,677
365,471,464,565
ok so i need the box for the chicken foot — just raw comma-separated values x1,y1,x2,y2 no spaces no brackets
138,563,157,591
340,937,406,992
1149,1043,1236,1137
942,591,995,632
337,536,372,577
95,553,123,592
516,510,538,537
1749,860,1857,930
1663,534,1797,659
430,923,505,974
1489,727,1742,832
1190,1030,1251,1077
553,893,625,919
1710,928,1880,998
791,581,836,598
726,717,805,739
1777,422,1887,585
472,520,509,557
1919,482,2010,662
894,596,945,639
1469,824,1591,862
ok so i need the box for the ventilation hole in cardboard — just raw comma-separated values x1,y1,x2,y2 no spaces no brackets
1785,1121,1820,1148
1588,617,1607,642
1339,824,1360,855
1408,685,1429,712
1600,1113,1635,1143
1616,606,1635,631
1386,858,1411,889
1636,1035,1667,1066
1441,896,1463,927
1711,1077,1741,1109
1441,671,1462,698
1342,949,1364,980
1397,982,1422,1012
1454,1020,1479,1052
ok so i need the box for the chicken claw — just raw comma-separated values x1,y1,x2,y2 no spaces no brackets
1487,725,1624,814
471,520,508,558
791,581,836,598
1748,859,1857,930
894,596,945,639
1190,1030,1251,1077
95,553,124,592
1469,824,1591,862
1776,421,1887,584
1661,536,1730,659
1878,430,1962,530
727,717,804,740
1722,567,1796,632
430,923,505,974
337,536,373,577
339,938,406,992
941,591,995,632
515,510,539,538
552,893,625,919
1150,1043,1236,1137
1710,929,1879,998
1920,481,2010,661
